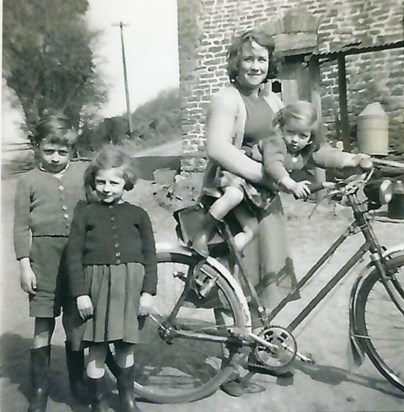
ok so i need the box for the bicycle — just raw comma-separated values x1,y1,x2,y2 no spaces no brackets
132,160,404,404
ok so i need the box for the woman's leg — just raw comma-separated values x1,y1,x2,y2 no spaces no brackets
193,186,244,257
28,318,55,412
115,342,140,411
87,343,109,411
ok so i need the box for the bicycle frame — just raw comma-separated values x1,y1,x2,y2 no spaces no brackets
222,191,404,336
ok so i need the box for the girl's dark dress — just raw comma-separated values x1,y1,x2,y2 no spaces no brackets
66,201,157,350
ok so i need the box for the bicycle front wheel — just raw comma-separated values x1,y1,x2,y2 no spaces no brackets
132,250,250,403
355,254,404,392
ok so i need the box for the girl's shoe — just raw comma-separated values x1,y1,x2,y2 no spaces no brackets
88,376,109,412
117,365,141,412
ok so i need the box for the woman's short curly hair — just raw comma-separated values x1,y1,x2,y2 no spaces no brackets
227,28,280,83
84,145,137,202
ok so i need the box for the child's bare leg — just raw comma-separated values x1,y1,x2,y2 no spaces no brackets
114,341,135,368
87,342,108,378
232,206,259,252
87,343,109,409
209,186,244,221
33,317,55,348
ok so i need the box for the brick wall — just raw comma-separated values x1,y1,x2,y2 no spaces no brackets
178,0,404,171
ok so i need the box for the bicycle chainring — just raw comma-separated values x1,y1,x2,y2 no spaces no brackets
252,326,297,370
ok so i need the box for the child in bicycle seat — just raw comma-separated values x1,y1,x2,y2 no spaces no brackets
192,100,367,257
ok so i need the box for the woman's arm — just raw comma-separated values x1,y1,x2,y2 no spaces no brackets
205,90,264,183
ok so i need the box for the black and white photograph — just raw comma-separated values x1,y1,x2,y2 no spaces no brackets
1,1,404,411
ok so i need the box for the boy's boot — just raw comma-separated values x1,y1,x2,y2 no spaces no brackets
88,376,109,412
117,365,141,412
191,213,220,257
28,346,50,412
65,341,89,404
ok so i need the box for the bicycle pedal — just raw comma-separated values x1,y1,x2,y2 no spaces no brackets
296,351,315,363
247,360,294,378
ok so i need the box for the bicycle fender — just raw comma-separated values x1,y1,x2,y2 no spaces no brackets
156,242,253,330
348,243,404,365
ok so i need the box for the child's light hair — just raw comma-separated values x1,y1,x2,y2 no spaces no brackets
84,145,137,202
276,100,324,150
33,112,78,148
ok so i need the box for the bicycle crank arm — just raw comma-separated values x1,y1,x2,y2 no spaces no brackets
248,332,315,363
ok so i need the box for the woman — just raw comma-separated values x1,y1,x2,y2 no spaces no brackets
197,28,298,396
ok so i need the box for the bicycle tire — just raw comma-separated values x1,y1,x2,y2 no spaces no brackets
354,254,404,392
132,250,250,403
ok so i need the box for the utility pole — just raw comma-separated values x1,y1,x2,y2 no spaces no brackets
112,21,133,135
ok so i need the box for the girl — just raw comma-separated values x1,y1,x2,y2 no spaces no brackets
66,146,157,412
262,100,367,196
13,113,88,411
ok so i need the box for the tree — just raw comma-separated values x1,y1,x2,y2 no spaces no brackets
2,0,107,141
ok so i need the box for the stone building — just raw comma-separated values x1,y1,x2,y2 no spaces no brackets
177,0,404,172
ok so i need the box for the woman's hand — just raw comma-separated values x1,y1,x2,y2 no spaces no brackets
76,295,93,321
19,258,37,294
138,293,154,317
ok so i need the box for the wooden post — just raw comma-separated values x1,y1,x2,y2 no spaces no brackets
309,55,326,202
337,54,350,152
112,22,133,135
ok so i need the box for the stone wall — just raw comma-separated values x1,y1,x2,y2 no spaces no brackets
177,0,404,171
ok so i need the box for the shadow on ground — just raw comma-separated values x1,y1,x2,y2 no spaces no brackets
0,333,121,411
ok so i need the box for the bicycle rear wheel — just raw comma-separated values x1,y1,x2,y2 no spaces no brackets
132,250,250,403
355,254,404,392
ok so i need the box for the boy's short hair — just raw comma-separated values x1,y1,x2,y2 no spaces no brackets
33,112,78,148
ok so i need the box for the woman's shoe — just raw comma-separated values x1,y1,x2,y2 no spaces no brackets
220,378,245,397
220,377,265,397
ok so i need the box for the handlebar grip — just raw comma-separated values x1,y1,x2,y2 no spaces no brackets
308,182,325,193
359,157,373,171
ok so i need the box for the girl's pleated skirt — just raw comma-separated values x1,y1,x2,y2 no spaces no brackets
69,262,152,350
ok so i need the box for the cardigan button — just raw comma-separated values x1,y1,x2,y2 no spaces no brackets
63,213,69,219
62,205,68,211
115,259,121,265
110,216,115,221
114,243,120,248
115,252,121,257
58,185,64,191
